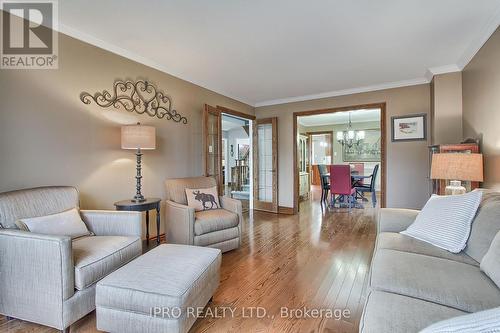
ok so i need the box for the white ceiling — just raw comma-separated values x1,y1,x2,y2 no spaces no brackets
298,108,380,127
58,1,500,107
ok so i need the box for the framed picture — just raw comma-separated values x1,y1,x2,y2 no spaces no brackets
238,144,249,160
343,129,381,162
391,113,427,142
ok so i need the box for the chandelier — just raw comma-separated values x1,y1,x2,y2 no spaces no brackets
336,112,365,148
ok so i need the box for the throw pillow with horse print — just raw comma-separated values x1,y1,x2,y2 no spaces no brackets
185,186,221,211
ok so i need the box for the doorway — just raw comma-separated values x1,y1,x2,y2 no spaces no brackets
222,114,251,212
203,105,279,213
293,103,386,213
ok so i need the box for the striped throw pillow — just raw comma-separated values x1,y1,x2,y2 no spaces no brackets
401,190,483,253
420,307,500,333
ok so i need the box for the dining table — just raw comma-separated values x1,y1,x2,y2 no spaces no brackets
323,170,370,208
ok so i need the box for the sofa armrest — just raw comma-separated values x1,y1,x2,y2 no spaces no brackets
377,208,420,233
220,196,243,223
80,210,142,237
164,200,195,245
0,229,74,327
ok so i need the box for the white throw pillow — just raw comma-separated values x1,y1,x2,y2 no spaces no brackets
16,208,91,239
185,186,221,211
401,190,483,253
480,231,500,289
420,306,500,333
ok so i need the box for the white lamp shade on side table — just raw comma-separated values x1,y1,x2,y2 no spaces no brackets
121,124,156,150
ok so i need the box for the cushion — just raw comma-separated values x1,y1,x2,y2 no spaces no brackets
465,191,500,262
360,291,466,333
165,177,217,205
186,186,221,211
73,235,142,290
420,307,500,333
16,207,91,239
401,190,483,253
480,231,500,289
376,232,478,266
370,249,500,313
0,186,79,229
96,244,221,314
194,209,239,235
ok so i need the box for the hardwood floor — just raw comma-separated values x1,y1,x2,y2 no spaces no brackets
0,187,377,333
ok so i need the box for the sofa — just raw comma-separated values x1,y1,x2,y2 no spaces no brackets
0,186,143,332
360,191,500,332
164,176,242,253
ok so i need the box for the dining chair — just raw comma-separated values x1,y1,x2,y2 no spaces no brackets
318,164,330,203
330,165,356,212
351,163,365,185
354,164,379,208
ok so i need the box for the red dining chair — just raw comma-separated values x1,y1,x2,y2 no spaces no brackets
330,165,356,212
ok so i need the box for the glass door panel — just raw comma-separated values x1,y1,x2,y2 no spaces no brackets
253,118,278,212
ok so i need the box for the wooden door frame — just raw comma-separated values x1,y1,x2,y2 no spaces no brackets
307,131,334,186
203,105,255,197
307,130,334,165
293,102,387,214
216,105,256,121
203,104,223,194
253,117,279,213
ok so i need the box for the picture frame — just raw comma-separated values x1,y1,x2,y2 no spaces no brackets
342,129,381,162
391,113,427,142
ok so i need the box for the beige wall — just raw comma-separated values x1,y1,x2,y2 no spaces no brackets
0,32,254,239
463,27,500,191
256,84,431,209
431,72,463,144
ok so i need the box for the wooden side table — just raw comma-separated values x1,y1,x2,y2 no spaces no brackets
114,198,161,244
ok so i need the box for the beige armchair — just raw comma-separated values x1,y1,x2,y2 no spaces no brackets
0,186,142,332
165,177,242,253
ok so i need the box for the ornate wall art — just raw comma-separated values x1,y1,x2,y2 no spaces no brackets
342,129,381,162
80,80,188,124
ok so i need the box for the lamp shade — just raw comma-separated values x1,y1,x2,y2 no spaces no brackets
121,124,156,150
336,131,344,141
431,153,483,182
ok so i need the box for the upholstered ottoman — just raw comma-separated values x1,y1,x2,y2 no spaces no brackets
96,244,221,333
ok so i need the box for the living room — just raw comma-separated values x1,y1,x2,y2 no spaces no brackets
1,1,500,333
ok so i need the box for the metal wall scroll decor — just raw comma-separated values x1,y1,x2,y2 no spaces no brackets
80,80,188,124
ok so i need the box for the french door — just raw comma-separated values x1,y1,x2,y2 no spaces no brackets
203,104,223,194
253,117,279,213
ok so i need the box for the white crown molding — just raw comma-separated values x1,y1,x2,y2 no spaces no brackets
456,6,500,70
254,77,429,108
425,64,462,81
424,8,499,82
58,24,255,107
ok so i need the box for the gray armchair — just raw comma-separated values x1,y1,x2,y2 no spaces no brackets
165,177,242,253
0,186,142,332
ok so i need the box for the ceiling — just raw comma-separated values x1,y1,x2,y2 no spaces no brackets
298,108,380,127
58,1,500,106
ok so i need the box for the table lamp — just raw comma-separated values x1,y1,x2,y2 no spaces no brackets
121,123,156,202
430,153,483,195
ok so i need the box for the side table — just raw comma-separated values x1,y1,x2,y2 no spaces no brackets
114,198,161,244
